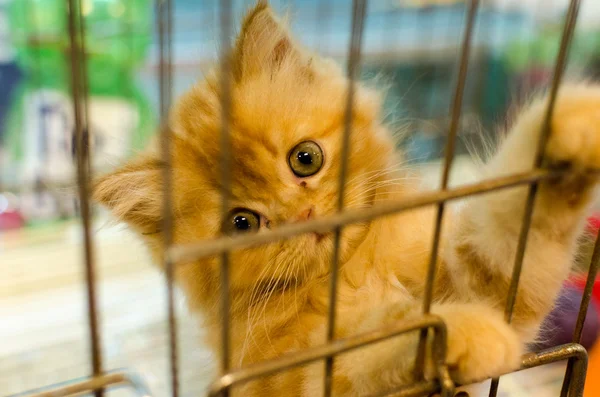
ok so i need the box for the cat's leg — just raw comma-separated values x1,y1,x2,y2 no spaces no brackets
302,301,521,395
445,83,600,340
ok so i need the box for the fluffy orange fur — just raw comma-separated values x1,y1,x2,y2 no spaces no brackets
94,1,600,395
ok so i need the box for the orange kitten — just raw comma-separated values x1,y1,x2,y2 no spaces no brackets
94,1,600,395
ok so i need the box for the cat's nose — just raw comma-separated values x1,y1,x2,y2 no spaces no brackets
295,207,313,222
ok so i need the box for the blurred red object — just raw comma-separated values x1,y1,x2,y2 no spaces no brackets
587,213,600,236
0,192,25,231
564,213,600,313
0,210,24,231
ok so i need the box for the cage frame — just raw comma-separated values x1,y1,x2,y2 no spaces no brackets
6,0,600,396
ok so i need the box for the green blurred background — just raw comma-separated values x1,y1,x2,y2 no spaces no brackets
0,0,599,225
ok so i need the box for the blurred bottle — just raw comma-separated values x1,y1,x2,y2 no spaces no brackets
0,1,22,164
0,1,25,231
5,0,155,224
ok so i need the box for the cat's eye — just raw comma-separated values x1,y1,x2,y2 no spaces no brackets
224,209,260,234
288,141,324,177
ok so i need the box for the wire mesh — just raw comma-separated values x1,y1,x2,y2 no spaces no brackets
156,0,178,396
65,1,103,397
2,0,600,397
323,1,368,395
488,0,582,395
415,0,480,378
217,0,234,389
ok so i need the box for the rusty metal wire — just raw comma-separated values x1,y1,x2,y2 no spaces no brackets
207,337,589,397
560,231,600,396
488,0,581,395
65,1,103,397
415,0,480,378
156,0,179,396
6,371,152,397
6,0,596,396
217,0,234,390
170,168,572,264
208,314,453,397
525,344,588,397
367,343,588,397
323,1,368,395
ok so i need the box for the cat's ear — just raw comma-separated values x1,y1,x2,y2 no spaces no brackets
232,1,304,80
93,154,164,234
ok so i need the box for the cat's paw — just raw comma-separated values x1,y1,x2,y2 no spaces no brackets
544,84,600,171
429,306,522,385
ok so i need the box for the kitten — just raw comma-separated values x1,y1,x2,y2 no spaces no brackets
94,1,600,395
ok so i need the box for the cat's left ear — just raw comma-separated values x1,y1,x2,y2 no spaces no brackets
93,153,164,235
232,1,307,81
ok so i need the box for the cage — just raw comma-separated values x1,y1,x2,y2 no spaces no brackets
2,0,600,396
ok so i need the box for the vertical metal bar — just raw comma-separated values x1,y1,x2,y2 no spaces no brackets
323,1,367,396
414,0,479,378
488,1,580,396
156,0,178,396
560,232,600,396
572,237,600,338
65,1,103,396
218,0,234,392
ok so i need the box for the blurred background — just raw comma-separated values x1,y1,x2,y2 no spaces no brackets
2,0,600,396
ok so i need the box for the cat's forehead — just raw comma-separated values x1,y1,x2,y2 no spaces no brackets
232,72,347,137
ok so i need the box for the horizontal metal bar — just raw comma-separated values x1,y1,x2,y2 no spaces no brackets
521,344,587,371
369,343,587,397
170,168,573,264
525,344,588,397
5,371,152,397
208,314,450,396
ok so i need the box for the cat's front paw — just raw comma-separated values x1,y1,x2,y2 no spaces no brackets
430,306,522,385
545,84,600,172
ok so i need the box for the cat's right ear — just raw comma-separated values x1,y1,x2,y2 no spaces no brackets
232,1,305,81
93,154,164,234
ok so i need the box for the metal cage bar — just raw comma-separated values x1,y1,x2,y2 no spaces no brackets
415,0,480,378
7,371,153,397
7,1,597,396
208,314,453,397
323,1,368,395
218,0,234,391
560,231,600,396
169,168,569,264
372,343,588,397
156,0,179,395
488,0,581,395
65,1,103,397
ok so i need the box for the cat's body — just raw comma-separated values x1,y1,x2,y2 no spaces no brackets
94,2,600,395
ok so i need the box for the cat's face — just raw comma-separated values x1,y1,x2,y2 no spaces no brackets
94,2,395,293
